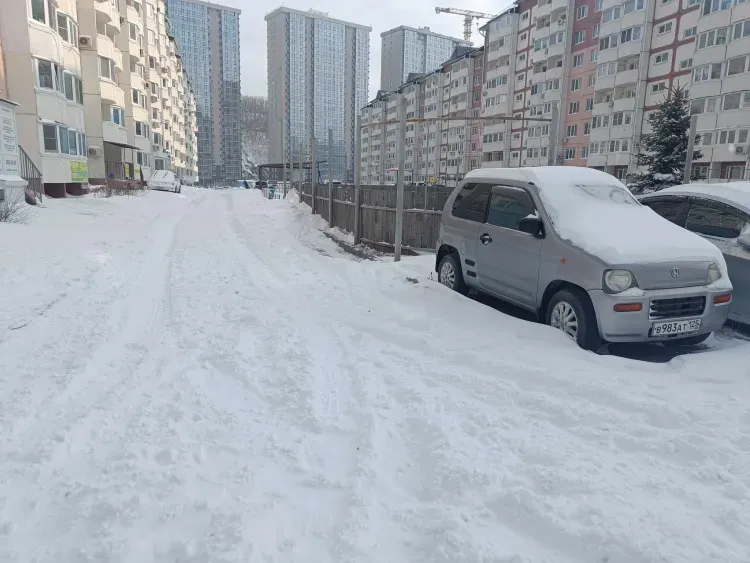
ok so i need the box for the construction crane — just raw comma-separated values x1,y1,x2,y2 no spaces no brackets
434,7,495,42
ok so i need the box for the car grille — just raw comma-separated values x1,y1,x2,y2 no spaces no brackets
649,296,706,320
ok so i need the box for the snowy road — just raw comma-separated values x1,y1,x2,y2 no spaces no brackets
1,188,749,563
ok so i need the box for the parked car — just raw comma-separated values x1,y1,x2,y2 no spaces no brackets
435,167,733,350
639,182,750,325
148,170,181,194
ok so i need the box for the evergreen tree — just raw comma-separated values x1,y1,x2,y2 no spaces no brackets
630,86,701,193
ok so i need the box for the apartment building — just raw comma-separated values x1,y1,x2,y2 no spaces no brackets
266,7,370,183
360,46,484,186
380,26,471,92
166,0,241,186
0,0,197,196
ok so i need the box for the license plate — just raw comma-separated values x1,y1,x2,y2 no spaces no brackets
651,318,702,337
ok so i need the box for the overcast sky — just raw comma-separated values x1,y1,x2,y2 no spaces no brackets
215,0,501,100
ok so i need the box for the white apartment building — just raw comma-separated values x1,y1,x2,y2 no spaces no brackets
360,46,484,186
0,0,197,196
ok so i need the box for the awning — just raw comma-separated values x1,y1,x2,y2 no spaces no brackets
104,140,140,150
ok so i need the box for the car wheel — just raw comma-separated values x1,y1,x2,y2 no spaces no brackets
547,288,602,351
437,253,468,295
662,332,711,346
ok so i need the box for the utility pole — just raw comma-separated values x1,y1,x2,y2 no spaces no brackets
394,95,406,262
311,136,317,214
328,128,334,226
354,115,362,245
683,113,698,184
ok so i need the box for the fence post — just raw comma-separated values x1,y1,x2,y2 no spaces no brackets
683,113,698,184
354,115,362,245
311,136,317,214
328,128,334,227
395,95,406,262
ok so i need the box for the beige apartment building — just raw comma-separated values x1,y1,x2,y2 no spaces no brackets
0,0,197,196
361,0,750,185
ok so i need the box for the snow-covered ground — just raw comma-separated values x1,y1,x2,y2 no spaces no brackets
1,188,749,563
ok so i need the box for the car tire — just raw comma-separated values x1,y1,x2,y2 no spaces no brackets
437,253,468,295
662,332,711,346
547,288,603,351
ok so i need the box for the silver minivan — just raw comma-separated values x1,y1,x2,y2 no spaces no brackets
435,167,734,350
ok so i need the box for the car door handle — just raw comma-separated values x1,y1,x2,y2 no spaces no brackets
480,233,492,244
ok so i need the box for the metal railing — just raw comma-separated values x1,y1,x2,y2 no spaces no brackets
18,145,43,202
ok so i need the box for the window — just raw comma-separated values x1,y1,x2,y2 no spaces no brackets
599,34,618,50
621,26,643,43
566,124,578,136
47,0,56,30
31,0,46,22
734,20,750,40
727,56,747,76
57,13,69,41
59,125,70,154
573,54,583,67
575,30,586,44
602,6,621,22
588,73,595,87
148,29,156,45
643,199,686,224
571,78,581,91
651,82,667,93
697,27,728,49
590,48,598,63
680,58,693,69
585,98,594,111
723,92,742,110
581,146,589,158
593,23,600,38
36,59,53,89
42,124,57,152
657,22,673,35
684,26,697,39
702,0,733,16
577,5,588,19
569,101,580,114
584,122,592,135
595,0,602,10
685,202,746,239
623,0,645,12
486,186,537,231
693,62,722,82
452,183,491,222
99,56,116,80
654,53,669,65
63,72,74,100
565,147,577,159
68,129,78,155
112,107,124,125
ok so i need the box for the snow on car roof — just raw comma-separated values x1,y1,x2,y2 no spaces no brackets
466,166,725,266
644,182,750,215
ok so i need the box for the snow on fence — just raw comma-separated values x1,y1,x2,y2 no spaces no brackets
299,183,453,252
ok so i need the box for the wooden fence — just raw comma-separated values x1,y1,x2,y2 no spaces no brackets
298,184,453,252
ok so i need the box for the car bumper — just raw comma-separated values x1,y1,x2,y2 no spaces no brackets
588,286,733,343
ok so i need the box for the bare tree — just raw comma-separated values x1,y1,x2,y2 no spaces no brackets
0,189,34,224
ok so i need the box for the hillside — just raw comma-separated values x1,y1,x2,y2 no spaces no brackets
241,95,268,180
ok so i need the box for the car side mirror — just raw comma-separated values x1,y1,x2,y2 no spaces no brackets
738,232,750,249
518,216,544,237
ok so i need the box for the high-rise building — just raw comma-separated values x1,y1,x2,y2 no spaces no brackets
380,26,471,92
0,0,198,196
265,7,370,183
165,0,241,185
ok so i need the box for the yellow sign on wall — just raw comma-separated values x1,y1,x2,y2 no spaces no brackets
70,161,89,183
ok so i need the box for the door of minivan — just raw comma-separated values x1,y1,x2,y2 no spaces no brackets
475,185,543,307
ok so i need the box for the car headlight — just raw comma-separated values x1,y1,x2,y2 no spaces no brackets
708,263,722,283
603,269,636,293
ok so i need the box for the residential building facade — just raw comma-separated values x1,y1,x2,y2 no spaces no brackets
165,0,240,186
0,0,198,195
266,7,370,183
360,46,485,186
380,26,471,92
360,0,750,185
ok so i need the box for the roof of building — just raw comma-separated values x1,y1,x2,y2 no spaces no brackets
479,3,519,31
264,6,372,30
380,25,471,44
171,0,241,14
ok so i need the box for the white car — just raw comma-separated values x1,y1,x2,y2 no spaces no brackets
149,171,181,194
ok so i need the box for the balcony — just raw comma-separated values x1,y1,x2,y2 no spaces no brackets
129,39,143,61
615,68,639,86
607,152,632,167
103,120,128,145
97,34,123,70
100,79,125,106
613,97,636,112
95,0,121,33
